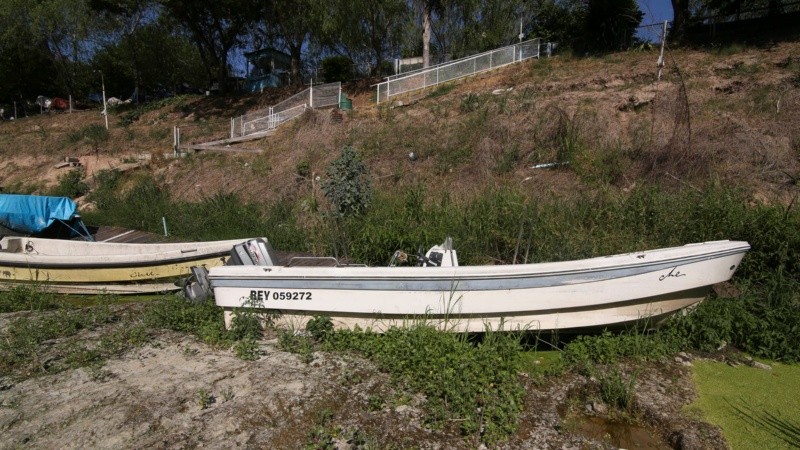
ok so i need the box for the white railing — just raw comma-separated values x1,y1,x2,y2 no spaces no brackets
231,82,341,138
376,39,545,103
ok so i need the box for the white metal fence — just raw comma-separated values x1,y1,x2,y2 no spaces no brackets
376,39,545,103
231,82,341,138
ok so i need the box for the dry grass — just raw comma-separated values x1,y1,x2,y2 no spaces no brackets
2,42,799,207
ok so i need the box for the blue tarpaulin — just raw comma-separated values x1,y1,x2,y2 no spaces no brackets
0,194,79,234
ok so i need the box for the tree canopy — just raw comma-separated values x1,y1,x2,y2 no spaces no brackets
6,0,792,105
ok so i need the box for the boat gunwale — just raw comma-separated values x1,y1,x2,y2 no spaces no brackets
207,241,751,284
0,251,229,270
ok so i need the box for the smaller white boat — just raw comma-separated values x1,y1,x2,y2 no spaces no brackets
0,193,262,294
191,238,750,333
0,236,263,294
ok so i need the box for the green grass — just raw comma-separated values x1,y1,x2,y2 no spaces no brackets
518,350,563,376
689,360,800,449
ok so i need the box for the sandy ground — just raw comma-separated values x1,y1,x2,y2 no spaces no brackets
0,323,726,450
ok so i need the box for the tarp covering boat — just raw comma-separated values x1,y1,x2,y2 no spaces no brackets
0,194,80,235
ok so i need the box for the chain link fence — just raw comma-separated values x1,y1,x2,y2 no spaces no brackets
376,39,546,103
231,82,341,138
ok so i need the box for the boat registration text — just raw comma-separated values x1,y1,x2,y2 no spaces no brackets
249,290,312,301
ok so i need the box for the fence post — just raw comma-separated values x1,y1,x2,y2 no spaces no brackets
173,126,180,154
230,118,234,139
657,21,668,81
309,79,313,108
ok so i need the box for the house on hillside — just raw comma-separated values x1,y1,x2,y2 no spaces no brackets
244,48,292,93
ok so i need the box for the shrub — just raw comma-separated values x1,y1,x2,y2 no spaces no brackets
50,168,89,198
321,146,372,217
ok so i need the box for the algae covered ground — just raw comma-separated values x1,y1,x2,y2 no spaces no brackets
690,359,800,449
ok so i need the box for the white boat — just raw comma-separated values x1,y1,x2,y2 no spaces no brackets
196,238,750,333
0,236,262,294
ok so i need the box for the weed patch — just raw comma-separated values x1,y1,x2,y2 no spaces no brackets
0,285,62,313
0,302,133,379
325,324,525,444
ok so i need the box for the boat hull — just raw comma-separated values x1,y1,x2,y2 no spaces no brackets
210,241,750,332
0,236,254,294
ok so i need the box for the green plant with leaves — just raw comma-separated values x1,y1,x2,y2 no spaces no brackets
233,337,259,361
0,285,62,313
306,315,334,341
83,124,109,154
197,388,214,409
321,146,372,217
598,368,638,411
49,168,90,198
278,329,314,364
325,324,524,444
144,296,230,347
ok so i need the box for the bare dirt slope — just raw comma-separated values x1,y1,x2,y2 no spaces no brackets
1,42,797,206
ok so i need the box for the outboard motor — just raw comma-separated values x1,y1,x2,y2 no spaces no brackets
183,238,279,303
183,266,211,303
227,238,279,266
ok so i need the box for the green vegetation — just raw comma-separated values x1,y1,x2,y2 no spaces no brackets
690,360,800,449
0,289,147,379
0,285,62,313
6,168,797,445
49,168,89,198
321,146,372,217
598,368,638,411
81,172,800,364
324,324,524,444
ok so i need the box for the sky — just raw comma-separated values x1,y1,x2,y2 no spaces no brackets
637,0,674,41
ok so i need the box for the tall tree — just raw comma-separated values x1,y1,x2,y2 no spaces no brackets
92,22,206,98
159,0,263,91
669,0,691,42
31,0,99,97
263,0,321,84
417,0,436,68
322,0,410,78
91,0,153,100
583,0,643,52
0,0,59,105
528,0,585,45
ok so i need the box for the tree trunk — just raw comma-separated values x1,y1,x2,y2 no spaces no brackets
422,1,432,68
669,0,690,43
290,44,303,85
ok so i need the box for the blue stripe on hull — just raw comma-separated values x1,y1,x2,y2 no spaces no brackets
209,252,733,292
